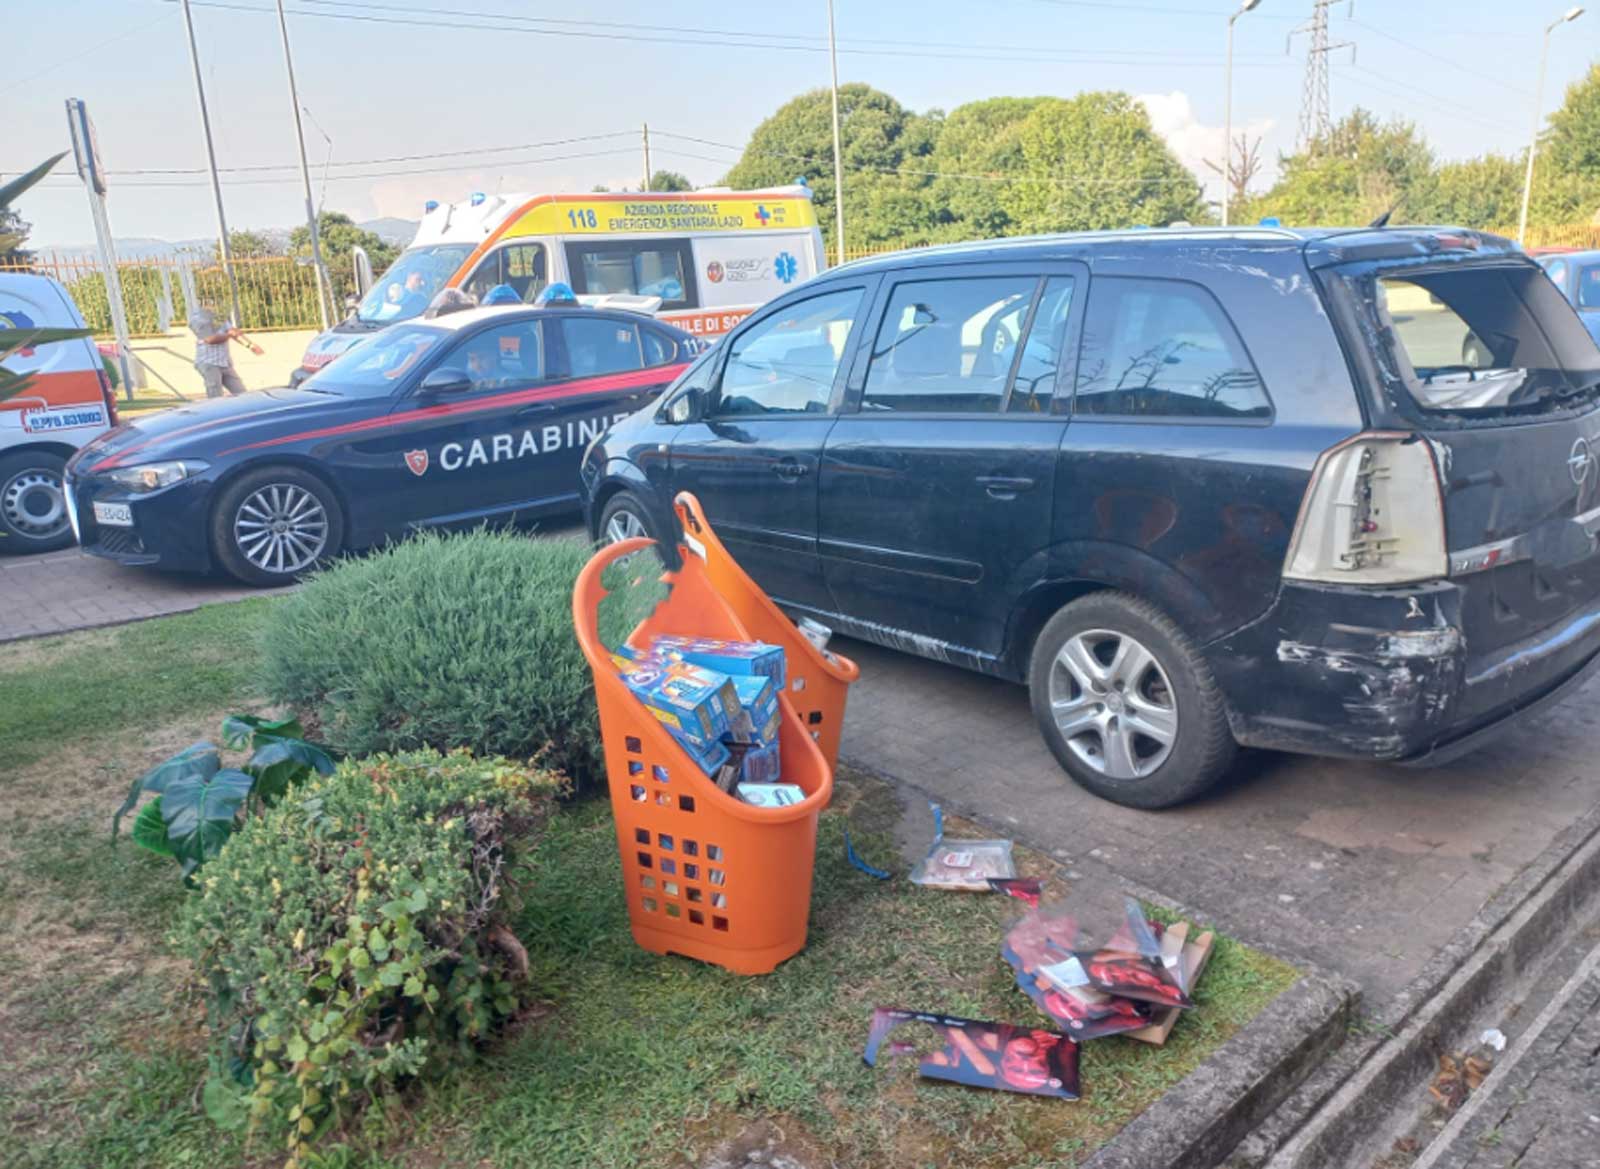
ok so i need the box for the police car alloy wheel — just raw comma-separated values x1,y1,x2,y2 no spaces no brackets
211,466,345,587
0,451,74,554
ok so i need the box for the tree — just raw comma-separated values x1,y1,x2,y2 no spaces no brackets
1546,63,1600,183
646,170,692,192
1000,92,1207,233
218,230,281,261
722,83,941,251
1204,133,1264,217
289,211,397,303
1247,109,1434,225
1412,154,1523,228
927,96,1048,239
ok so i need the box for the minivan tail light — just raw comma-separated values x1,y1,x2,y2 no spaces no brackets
96,366,119,427
1283,432,1447,585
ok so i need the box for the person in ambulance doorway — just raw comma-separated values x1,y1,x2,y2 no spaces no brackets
65,303,699,587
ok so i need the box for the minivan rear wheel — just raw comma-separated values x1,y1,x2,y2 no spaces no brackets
1028,592,1235,809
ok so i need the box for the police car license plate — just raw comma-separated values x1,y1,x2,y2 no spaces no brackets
93,501,133,527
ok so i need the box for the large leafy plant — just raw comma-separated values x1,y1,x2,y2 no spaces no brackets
1,153,92,406
114,715,336,877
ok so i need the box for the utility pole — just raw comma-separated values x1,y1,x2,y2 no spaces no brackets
827,0,846,266
1289,0,1354,153
275,0,331,330
1519,7,1586,245
178,0,241,325
642,123,652,192
1223,0,1263,227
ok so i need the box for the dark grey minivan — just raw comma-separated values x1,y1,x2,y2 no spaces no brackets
580,227,1600,807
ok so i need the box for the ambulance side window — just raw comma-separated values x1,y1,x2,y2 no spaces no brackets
563,240,698,310
463,244,546,303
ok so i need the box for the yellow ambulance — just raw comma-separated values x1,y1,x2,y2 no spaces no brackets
293,185,824,384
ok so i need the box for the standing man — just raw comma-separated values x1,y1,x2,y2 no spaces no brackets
188,300,258,398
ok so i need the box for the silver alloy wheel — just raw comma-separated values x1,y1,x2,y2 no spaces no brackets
1047,627,1178,780
603,508,647,543
233,483,329,576
1,467,68,539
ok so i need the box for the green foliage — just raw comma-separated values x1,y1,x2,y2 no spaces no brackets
291,211,398,304
1245,109,1434,226
1414,153,1525,227
0,152,64,255
177,748,562,1165
927,96,1048,239
114,718,336,878
1000,92,1207,233
646,169,692,192
259,531,605,788
1547,63,1600,182
723,83,941,250
220,230,282,261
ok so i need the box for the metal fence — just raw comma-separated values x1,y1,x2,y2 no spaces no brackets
0,253,326,337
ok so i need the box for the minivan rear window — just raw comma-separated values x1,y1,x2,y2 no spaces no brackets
1361,264,1600,416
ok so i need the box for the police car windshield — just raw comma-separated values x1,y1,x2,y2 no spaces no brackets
356,245,473,324
302,325,446,397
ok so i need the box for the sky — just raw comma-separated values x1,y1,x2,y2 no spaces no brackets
8,0,1595,250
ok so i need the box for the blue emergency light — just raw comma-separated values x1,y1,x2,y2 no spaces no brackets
1259,216,1281,227
470,191,487,206
535,282,579,307
424,200,439,213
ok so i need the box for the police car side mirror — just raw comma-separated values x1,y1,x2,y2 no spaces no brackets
419,368,473,397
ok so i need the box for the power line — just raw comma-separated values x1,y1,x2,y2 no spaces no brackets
1348,18,1532,98
162,0,1293,66
0,9,176,97
1339,66,1522,138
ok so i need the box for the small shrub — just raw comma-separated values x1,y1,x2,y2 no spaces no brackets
260,531,604,786
178,748,562,1164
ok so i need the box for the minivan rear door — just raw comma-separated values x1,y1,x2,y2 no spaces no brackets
1323,253,1600,662
817,261,1085,669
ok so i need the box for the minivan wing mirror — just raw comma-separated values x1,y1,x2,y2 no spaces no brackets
419,367,472,396
663,386,705,424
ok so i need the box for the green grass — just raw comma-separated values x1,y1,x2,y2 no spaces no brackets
1,606,1300,1169
0,599,274,767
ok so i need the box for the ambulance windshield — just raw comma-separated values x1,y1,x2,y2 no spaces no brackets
357,245,473,325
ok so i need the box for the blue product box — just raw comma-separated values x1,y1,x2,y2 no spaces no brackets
669,728,732,776
737,782,806,808
611,652,737,747
739,740,782,784
650,635,787,690
727,674,781,744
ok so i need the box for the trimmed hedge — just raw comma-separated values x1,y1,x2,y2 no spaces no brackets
260,531,604,786
179,748,562,1162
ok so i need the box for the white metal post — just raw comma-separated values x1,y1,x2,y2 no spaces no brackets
1519,8,1584,246
1223,0,1262,228
642,123,652,192
179,0,242,325
275,0,331,330
827,0,846,266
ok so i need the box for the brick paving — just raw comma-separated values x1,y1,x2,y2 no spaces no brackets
838,637,1600,1007
0,548,283,642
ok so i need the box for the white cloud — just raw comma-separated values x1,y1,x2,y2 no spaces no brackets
1137,90,1276,199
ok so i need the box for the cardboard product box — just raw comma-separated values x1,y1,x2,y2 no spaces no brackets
727,674,781,744
736,782,807,808
739,740,781,783
668,727,732,776
612,652,738,747
650,635,787,690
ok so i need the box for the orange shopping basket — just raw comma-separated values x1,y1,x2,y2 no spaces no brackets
571,492,858,975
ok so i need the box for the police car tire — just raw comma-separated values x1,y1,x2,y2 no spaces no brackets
1028,591,1236,810
211,465,345,587
0,451,74,554
598,491,655,546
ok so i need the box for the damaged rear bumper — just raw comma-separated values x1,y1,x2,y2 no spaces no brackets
1206,581,1600,761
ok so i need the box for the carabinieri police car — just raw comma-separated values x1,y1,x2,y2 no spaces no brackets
65,300,696,586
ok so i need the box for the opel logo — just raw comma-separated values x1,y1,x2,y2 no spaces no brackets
1571,438,1593,486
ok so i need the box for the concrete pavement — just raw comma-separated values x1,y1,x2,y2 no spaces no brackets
838,637,1600,1008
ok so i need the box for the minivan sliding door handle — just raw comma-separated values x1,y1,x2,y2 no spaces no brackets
976,474,1036,499
772,457,810,482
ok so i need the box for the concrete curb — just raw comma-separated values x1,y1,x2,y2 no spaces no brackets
843,761,1361,1169
1233,800,1600,1168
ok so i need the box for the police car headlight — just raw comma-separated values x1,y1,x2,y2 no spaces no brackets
106,460,209,493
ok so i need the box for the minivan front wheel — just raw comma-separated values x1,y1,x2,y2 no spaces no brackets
1029,592,1235,809
598,491,654,545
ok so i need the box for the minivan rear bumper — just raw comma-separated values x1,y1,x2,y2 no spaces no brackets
1207,580,1600,762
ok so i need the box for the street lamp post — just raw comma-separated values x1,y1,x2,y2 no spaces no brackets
275,0,332,331
1518,6,1585,245
1222,0,1263,228
827,0,846,267
179,0,242,325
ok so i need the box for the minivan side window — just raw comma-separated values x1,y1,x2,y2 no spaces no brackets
562,317,642,377
1074,278,1270,420
1010,276,1075,414
862,276,1036,414
563,240,697,309
715,287,863,417
463,243,546,303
